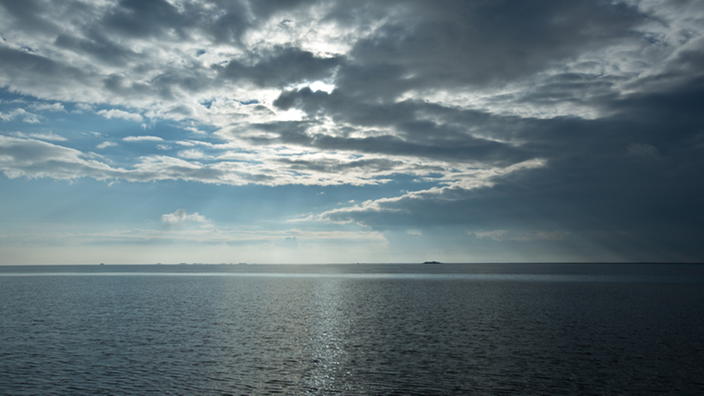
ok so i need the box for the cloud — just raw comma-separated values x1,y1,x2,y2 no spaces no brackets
0,0,697,120
11,131,66,141
319,158,547,225
0,136,121,180
626,143,660,159
275,236,298,250
340,1,643,96
0,108,41,123
123,136,163,142
0,226,389,264
97,109,143,122
96,141,117,149
0,136,408,186
469,230,568,242
161,209,209,225
216,47,343,88
1,0,704,261
32,132,66,141
29,103,65,112
177,149,205,159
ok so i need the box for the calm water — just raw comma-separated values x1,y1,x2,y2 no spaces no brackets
1,264,703,395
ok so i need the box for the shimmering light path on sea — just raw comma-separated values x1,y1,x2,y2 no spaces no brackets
1,264,703,395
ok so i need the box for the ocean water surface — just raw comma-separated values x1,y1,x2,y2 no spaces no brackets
1,263,703,395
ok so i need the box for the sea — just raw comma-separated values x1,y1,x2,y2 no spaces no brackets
1,263,703,395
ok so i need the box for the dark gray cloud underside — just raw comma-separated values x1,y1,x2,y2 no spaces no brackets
217,48,343,88
345,0,644,90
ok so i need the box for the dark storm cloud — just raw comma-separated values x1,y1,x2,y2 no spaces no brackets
270,87,542,165
509,72,622,109
336,0,644,94
99,0,277,45
99,0,265,44
253,116,529,166
303,0,704,261
216,47,343,88
0,46,96,96
276,157,405,174
266,0,702,261
609,76,704,127
318,78,704,261
249,0,318,19
102,0,189,39
54,33,138,66
0,46,67,75
0,0,62,34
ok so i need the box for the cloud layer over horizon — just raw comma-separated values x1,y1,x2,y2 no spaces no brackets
1,0,703,263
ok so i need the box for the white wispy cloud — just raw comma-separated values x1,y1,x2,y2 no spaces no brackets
123,136,163,142
11,131,67,141
29,103,65,112
97,109,143,122
96,141,117,149
318,159,547,225
161,209,209,225
0,136,121,180
0,136,437,186
75,103,93,112
31,132,67,141
177,149,206,159
0,108,41,123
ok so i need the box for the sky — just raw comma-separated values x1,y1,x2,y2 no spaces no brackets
1,0,703,264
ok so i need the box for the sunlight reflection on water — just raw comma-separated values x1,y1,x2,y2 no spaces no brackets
1,264,703,394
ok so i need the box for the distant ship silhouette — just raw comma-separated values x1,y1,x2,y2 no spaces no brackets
423,261,441,264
